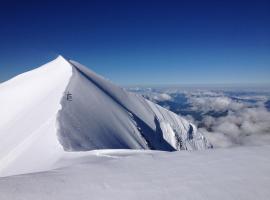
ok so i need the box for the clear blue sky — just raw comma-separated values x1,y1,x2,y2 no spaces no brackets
0,0,269,85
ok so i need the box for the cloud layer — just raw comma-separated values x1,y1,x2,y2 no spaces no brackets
187,91,270,147
199,106,270,147
133,87,270,148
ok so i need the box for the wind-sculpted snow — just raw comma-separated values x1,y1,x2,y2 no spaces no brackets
0,56,73,177
0,56,210,177
57,59,210,151
1,146,270,200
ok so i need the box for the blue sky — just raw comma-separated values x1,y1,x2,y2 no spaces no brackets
0,0,269,85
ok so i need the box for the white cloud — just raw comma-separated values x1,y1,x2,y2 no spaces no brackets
200,106,270,147
185,91,270,148
198,128,234,148
188,96,245,112
156,93,172,101
145,92,172,102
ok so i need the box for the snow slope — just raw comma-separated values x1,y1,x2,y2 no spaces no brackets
58,59,210,151
1,145,270,200
0,56,210,177
0,57,72,177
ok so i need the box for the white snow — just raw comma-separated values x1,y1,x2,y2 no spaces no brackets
0,145,270,200
0,56,73,177
0,56,210,177
58,60,210,152
0,56,269,199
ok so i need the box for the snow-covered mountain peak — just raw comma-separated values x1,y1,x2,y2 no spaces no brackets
46,54,72,69
56,54,66,60
0,56,211,177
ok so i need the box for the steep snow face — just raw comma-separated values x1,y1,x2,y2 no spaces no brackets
0,56,210,177
58,60,210,151
0,56,73,176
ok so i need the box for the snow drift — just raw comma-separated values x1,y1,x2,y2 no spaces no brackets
0,56,210,176
1,146,270,200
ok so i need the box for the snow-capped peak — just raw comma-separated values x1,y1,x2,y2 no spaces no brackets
0,56,211,177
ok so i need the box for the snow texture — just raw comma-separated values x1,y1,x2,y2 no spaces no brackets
0,146,270,200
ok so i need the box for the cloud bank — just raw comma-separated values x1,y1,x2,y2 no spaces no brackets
135,88,270,148
185,91,270,147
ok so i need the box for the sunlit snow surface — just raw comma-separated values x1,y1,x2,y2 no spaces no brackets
1,56,270,199
0,56,209,177
1,146,270,200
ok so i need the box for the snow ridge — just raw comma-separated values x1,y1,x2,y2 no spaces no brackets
57,58,211,151
0,55,211,177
